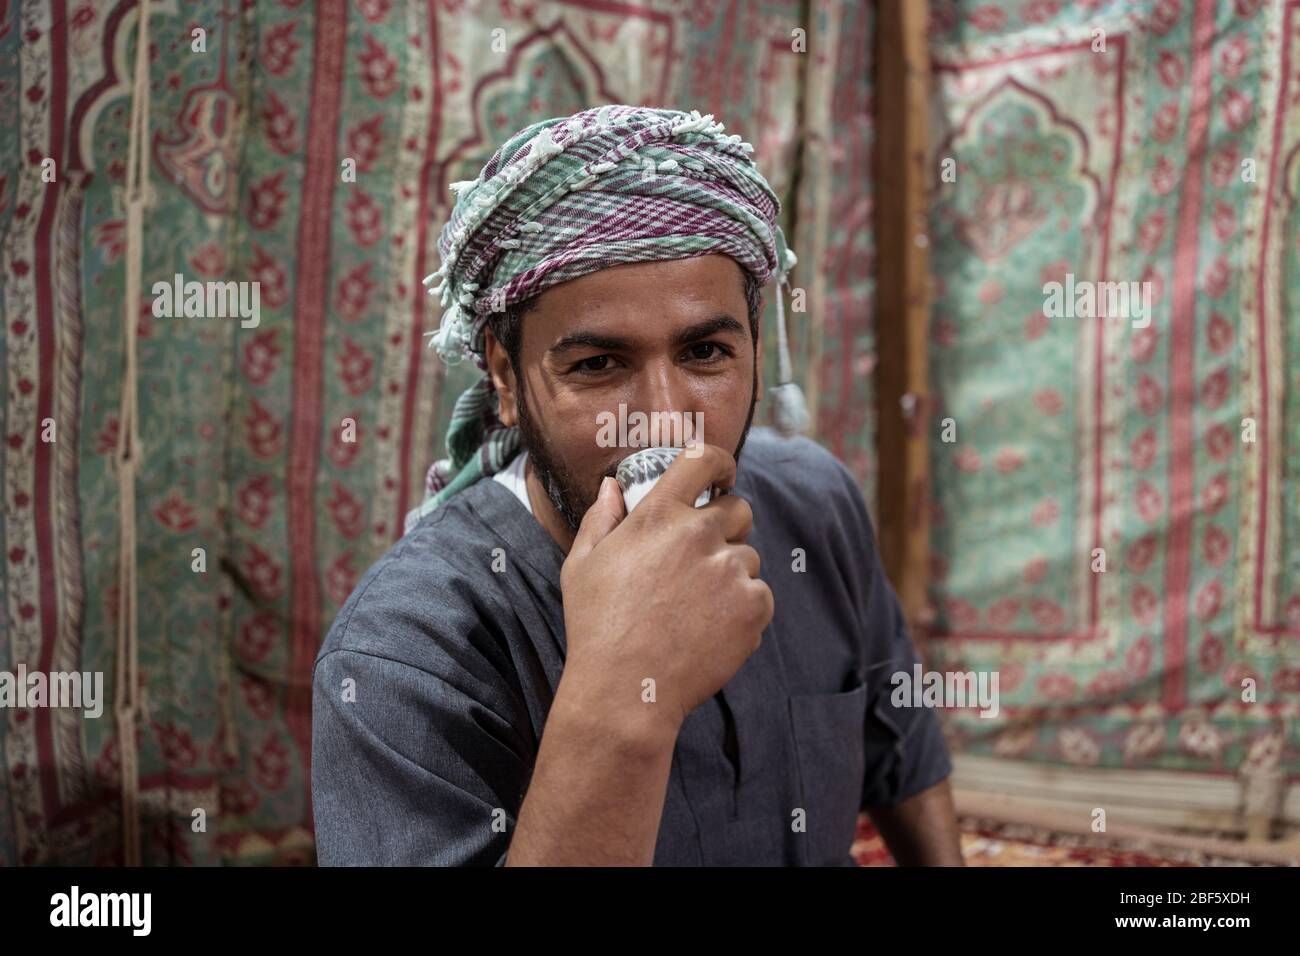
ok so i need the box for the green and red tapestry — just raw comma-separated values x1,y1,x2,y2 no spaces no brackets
924,0,1300,783
0,0,870,864
1,0,1296,866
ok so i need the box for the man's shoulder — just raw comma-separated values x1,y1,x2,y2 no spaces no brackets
739,425,861,511
314,486,503,671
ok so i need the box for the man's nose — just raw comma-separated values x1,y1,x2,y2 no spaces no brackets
630,361,699,446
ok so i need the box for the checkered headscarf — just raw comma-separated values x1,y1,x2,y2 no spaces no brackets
406,104,805,532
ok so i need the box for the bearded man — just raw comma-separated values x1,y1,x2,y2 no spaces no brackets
311,105,962,867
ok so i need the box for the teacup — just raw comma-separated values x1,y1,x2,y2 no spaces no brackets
615,446,716,513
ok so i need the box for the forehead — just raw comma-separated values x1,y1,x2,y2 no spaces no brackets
526,254,748,326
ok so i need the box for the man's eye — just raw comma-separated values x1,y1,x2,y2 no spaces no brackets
686,342,729,362
572,355,613,374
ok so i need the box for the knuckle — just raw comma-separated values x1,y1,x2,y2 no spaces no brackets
682,510,713,544
730,550,750,578
716,493,749,524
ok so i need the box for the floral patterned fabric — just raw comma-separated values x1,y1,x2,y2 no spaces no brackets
0,0,872,864
924,0,1300,782
11,0,1289,869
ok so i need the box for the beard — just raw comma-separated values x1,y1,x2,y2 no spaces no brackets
513,361,760,534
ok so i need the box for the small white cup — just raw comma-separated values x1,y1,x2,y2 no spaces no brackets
615,446,715,513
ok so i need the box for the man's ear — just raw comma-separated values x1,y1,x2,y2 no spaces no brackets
754,303,765,397
483,327,519,428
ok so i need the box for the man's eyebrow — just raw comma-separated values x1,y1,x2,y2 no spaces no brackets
548,314,746,356
672,315,746,345
548,331,633,356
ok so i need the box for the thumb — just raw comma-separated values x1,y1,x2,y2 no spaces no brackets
568,476,626,563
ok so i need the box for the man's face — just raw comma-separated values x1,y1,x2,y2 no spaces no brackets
485,254,763,533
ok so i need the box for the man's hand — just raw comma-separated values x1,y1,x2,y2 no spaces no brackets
505,441,773,866
559,440,774,741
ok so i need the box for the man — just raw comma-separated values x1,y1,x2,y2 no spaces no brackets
311,105,962,866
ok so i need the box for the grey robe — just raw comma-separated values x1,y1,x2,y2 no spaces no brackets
311,426,952,865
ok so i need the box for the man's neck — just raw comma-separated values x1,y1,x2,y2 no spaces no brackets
523,456,578,556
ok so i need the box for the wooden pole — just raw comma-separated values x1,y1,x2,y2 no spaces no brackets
873,0,932,628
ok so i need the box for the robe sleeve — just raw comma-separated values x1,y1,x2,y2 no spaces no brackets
311,571,534,866
858,578,955,807
825,455,954,808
